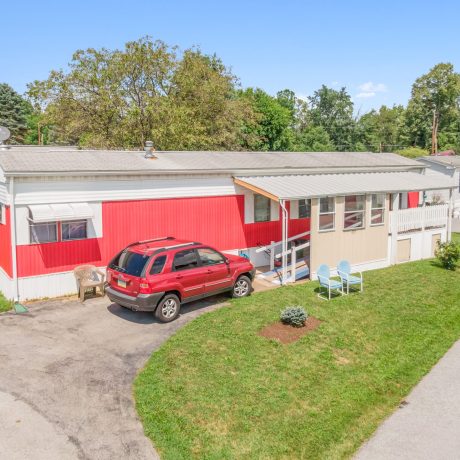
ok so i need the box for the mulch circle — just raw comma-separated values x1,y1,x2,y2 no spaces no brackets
258,316,322,344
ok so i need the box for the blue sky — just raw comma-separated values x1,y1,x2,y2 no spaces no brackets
2,0,459,113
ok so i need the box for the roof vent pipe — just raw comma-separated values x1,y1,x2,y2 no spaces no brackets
144,140,157,159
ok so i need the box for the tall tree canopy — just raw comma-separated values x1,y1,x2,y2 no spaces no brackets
27,37,254,150
0,83,32,144
405,63,460,153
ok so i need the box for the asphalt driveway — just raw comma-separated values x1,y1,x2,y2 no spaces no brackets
0,294,229,460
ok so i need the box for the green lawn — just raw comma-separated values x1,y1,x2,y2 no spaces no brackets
135,254,460,459
0,291,12,313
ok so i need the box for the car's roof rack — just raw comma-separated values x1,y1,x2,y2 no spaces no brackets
126,236,174,248
152,241,202,254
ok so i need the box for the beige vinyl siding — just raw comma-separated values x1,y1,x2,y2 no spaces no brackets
310,195,389,270
397,239,411,262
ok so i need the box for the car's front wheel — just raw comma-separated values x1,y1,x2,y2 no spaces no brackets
155,294,181,322
231,275,252,298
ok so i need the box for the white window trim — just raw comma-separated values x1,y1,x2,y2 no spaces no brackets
318,197,335,232
254,194,271,223
298,199,311,219
29,221,59,245
61,220,89,242
344,195,366,231
0,203,5,225
370,193,385,227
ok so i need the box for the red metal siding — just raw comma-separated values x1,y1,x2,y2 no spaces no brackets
17,195,311,277
408,192,420,208
0,207,12,277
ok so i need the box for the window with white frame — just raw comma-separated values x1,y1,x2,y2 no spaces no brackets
30,222,58,244
298,199,311,219
62,220,88,241
319,197,335,231
254,194,271,222
370,193,385,226
0,203,5,225
344,195,365,230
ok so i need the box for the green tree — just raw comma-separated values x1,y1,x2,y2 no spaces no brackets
356,105,406,152
239,88,293,151
405,63,460,153
292,125,334,151
27,37,254,150
0,83,33,144
308,85,355,150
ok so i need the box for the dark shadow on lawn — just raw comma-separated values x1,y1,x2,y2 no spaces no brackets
107,293,230,324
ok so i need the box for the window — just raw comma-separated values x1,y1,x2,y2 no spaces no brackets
298,199,311,219
173,249,199,271
198,248,226,266
150,255,167,275
254,194,271,222
110,250,150,277
0,204,5,225
371,194,385,226
344,195,365,230
30,222,58,244
319,197,335,231
62,220,87,241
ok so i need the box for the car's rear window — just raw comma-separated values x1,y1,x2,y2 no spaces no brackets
109,250,150,277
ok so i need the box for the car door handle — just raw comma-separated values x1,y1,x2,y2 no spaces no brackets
176,275,183,280
207,269,213,274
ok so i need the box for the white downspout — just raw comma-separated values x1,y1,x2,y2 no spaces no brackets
8,176,19,302
280,200,288,285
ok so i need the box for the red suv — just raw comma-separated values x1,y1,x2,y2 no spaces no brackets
105,237,255,322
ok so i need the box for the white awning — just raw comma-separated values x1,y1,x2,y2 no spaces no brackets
28,203,94,223
234,171,455,201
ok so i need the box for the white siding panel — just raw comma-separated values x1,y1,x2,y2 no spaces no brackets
14,177,238,205
0,181,8,204
0,268,13,299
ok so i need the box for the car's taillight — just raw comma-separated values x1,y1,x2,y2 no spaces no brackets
106,270,112,282
139,281,150,294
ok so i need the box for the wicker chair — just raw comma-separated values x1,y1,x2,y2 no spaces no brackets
73,265,105,302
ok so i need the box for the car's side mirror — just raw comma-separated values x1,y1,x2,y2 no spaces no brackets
224,258,230,265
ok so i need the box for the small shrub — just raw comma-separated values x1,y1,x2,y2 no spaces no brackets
435,240,460,270
280,306,308,327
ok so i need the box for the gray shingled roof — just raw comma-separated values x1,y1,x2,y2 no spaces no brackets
418,155,460,169
0,146,424,176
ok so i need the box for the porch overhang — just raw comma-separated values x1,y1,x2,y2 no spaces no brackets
234,171,454,201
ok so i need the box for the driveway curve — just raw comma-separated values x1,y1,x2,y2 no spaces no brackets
0,295,227,460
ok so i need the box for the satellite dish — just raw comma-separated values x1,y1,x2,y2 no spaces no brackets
0,126,10,143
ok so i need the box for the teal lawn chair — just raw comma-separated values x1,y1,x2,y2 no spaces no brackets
337,260,363,294
316,264,344,300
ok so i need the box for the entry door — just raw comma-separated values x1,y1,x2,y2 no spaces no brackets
197,247,232,294
172,249,207,300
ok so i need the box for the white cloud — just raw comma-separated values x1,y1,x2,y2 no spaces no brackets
356,91,376,98
355,81,387,99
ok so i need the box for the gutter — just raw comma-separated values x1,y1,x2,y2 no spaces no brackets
2,165,426,178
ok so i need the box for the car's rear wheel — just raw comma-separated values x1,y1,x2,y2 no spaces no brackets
155,294,181,322
231,275,252,298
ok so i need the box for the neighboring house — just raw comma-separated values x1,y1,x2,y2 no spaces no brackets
0,146,454,301
417,156,460,215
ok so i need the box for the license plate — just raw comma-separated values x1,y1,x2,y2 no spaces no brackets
117,279,127,288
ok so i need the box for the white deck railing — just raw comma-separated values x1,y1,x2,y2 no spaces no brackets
389,204,448,233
